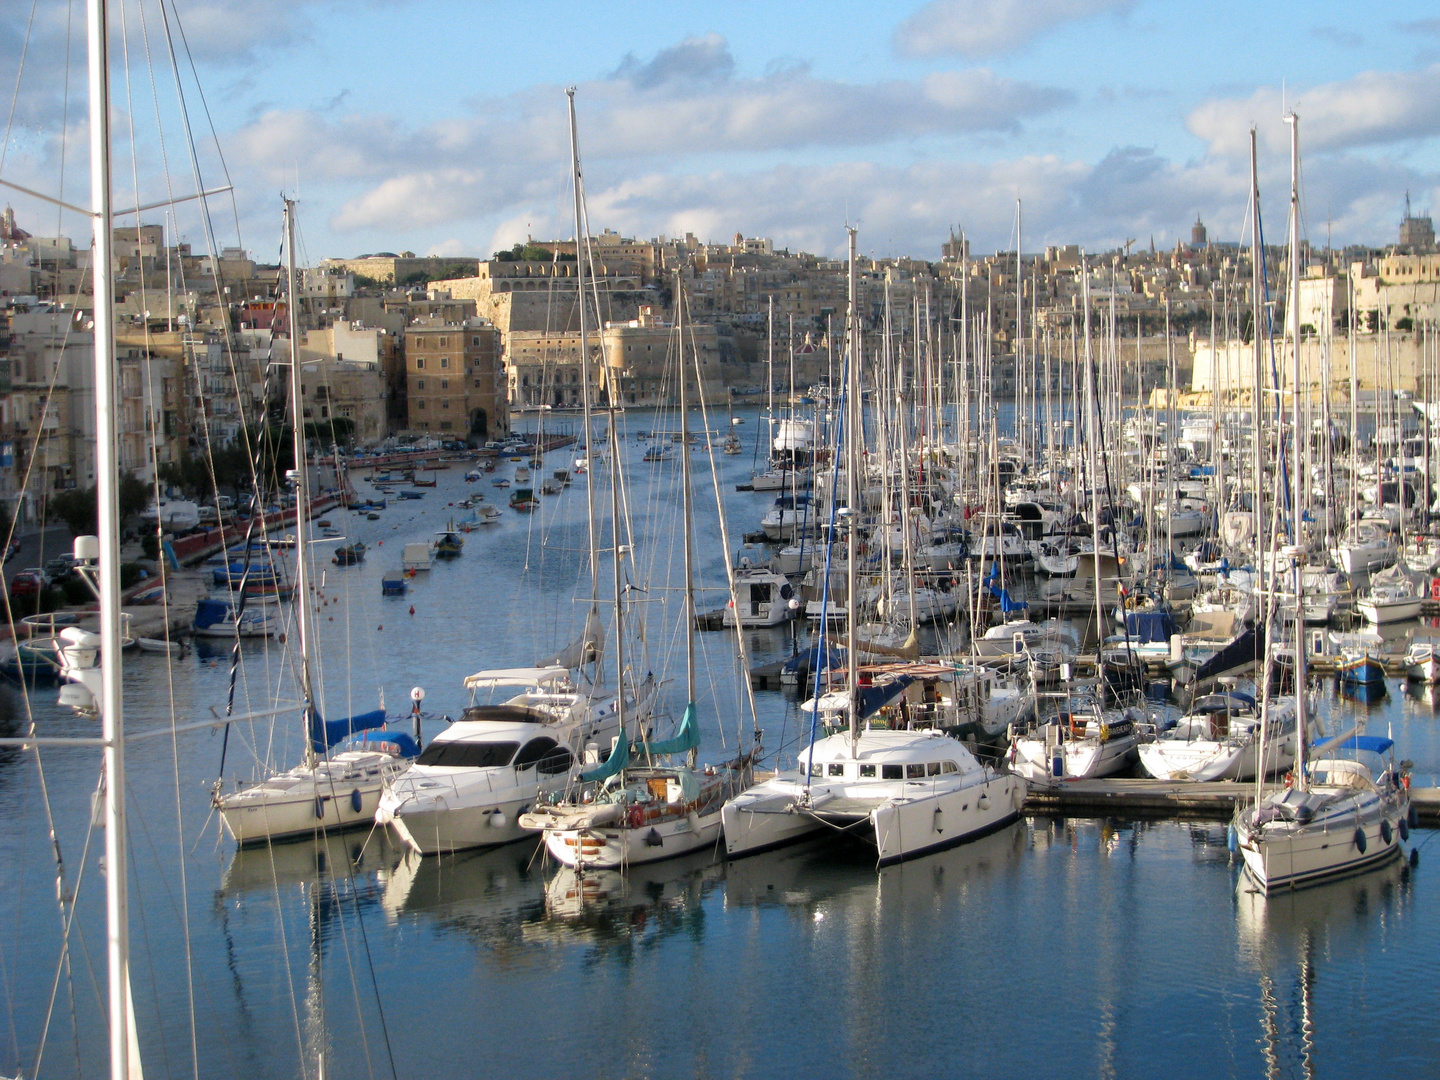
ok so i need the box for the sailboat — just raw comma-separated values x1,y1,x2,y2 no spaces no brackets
519,260,753,868
1232,114,1414,894
722,229,1024,866
379,90,655,857
213,201,416,846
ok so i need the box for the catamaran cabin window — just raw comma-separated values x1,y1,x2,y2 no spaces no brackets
827,763,845,777
942,761,959,774
906,764,926,779
927,762,942,776
415,740,519,768
810,762,823,777
859,764,877,778
882,765,903,780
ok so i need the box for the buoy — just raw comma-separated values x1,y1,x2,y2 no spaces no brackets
1399,817,1409,842
1381,819,1394,845
1354,827,1367,854
409,605,415,615
1227,824,1239,853
278,633,287,643
377,625,383,631
314,796,325,820
350,788,363,814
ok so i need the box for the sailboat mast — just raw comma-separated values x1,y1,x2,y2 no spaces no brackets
845,227,860,752
1250,127,1267,603
1287,112,1309,790
566,89,602,609
88,0,133,1072
678,270,696,709
284,200,319,771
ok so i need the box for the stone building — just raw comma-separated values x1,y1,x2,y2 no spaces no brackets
403,316,508,441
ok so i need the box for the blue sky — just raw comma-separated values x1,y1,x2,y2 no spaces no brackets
3,0,1439,264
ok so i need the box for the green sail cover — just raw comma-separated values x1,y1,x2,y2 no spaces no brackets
645,702,701,758
578,728,630,783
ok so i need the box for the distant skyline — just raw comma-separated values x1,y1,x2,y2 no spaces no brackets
2,0,1439,265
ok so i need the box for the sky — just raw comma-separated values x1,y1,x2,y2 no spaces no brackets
2,0,1439,265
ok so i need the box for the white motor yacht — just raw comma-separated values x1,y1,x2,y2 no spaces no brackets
376,666,650,854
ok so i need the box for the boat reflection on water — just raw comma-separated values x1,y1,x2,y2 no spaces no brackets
1338,678,1390,706
1234,857,1416,1078
220,827,404,897
1402,679,1440,710
534,849,725,951
381,839,549,937
724,821,1028,912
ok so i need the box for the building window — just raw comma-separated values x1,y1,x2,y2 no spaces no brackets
416,400,425,410
441,379,449,390
438,337,448,347
473,379,481,388
416,379,425,390
472,336,480,346
416,358,425,369
442,398,449,409
440,357,450,369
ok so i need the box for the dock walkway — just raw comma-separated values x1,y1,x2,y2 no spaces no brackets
1023,778,1440,825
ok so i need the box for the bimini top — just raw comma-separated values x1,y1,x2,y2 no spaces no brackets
463,666,569,690
1334,735,1396,756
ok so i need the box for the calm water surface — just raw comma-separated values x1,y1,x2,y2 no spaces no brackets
2,407,1438,1079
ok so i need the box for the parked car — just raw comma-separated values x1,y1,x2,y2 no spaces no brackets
4,540,19,563
10,569,47,597
45,555,80,582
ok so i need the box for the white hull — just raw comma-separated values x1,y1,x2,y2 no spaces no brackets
1237,790,1407,893
380,794,534,853
1138,732,1297,782
218,750,407,844
723,729,1024,864
1009,732,1138,781
542,807,723,869
1356,596,1424,624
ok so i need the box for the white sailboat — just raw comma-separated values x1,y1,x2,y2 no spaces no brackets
519,253,753,869
722,230,1023,866
214,202,414,846
1233,114,1414,895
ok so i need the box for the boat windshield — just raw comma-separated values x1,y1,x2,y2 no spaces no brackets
415,741,520,768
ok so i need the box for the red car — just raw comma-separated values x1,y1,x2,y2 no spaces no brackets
9,570,45,598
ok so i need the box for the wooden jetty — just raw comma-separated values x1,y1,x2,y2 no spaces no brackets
1023,777,1440,826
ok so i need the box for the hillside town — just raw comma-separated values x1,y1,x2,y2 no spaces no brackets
0,200,1436,524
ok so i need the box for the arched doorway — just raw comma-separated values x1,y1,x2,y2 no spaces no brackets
469,408,488,439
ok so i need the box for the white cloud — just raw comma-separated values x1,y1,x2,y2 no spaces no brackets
1188,65,1440,157
894,0,1133,59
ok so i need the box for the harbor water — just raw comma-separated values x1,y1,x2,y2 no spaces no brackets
2,408,1439,1079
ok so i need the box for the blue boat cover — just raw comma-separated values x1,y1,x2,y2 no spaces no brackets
1124,611,1179,643
350,729,420,758
1336,735,1395,756
193,597,232,630
855,675,915,719
644,702,701,758
782,644,846,676
308,708,388,755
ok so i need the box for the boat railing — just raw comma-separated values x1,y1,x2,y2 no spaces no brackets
22,610,134,648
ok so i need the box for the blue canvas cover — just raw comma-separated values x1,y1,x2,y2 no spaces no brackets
1124,611,1179,644
308,708,388,755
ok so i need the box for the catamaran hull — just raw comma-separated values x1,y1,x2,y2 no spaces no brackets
869,776,1025,865
722,795,828,858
